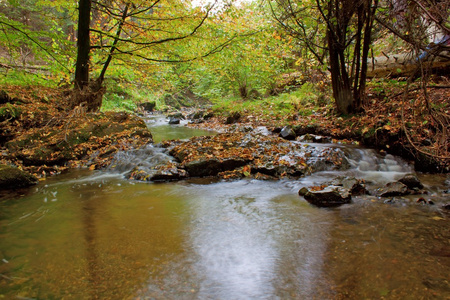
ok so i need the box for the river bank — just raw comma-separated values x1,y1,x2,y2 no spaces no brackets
185,81,450,174
0,86,152,189
0,82,448,191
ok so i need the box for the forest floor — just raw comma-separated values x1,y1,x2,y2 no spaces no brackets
189,76,450,173
0,76,449,187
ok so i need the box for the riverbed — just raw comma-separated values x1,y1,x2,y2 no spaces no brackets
0,115,449,299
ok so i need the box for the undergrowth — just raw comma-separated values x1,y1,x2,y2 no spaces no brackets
211,82,327,119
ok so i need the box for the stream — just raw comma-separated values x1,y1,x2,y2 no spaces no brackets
0,115,449,299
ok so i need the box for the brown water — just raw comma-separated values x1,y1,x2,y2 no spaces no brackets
0,116,449,299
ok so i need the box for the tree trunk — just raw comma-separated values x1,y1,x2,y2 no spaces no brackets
328,26,354,115
72,0,104,112
323,0,377,115
74,0,91,91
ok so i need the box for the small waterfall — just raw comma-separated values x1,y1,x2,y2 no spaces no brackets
107,144,174,175
346,148,412,184
294,141,413,187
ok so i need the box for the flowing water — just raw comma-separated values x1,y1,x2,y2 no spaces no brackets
0,115,449,299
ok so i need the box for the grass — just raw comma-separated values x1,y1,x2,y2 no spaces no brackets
101,79,164,112
0,68,58,88
211,82,326,120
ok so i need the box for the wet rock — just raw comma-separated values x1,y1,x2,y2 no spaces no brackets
225,112,241,124
300,186,351,208
298,187,309,196
379,181,409,197
330,176,368,195
398,174,424,189
184,157,249,177
151,168,187,181
441,203,450,211
271,127,282,134
139,101,156,112
168,112,184,119
0,164,38,189
279,126,296,140
298,134,332,143
252,164,304,178
253,126,271,136
168,117,181,125
126,164,187,182
306,147,350,172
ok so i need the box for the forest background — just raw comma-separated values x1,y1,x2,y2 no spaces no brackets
0,0,449,173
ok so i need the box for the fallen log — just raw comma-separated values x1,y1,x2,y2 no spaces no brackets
367,52,450,78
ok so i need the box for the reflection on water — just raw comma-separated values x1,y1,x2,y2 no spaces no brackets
0,175,335,299
144,114,215,143
1,172,447,299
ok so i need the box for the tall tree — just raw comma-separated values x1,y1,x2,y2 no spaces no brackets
72,0,235,111
270,0,378,114
322,0,378,114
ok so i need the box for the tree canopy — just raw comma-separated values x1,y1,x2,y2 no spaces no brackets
0,0,449,114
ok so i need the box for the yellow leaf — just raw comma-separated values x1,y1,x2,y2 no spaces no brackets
89,165,96,170
431,216,444,221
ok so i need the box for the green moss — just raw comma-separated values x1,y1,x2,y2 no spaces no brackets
0,164,38,189
0,103,22,121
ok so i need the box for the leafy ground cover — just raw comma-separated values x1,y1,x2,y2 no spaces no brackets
190,77,450,172
0,85,152,180
0,76,448,187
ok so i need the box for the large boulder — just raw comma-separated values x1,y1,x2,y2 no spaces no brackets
0,164,38,190
299,186,352,207
378,181,409,197
184,157,249,177
5,111,152,171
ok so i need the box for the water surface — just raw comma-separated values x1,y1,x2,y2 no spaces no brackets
0,117,448,299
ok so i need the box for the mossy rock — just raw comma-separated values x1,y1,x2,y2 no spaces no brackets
5,111,152,169
0,165,38,189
